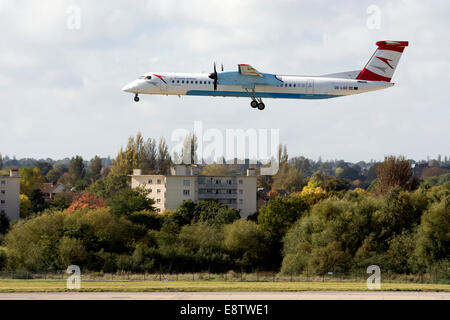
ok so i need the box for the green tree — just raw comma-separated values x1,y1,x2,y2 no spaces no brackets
35,162,53,178
415,197,449,266
19,194,32,218
223,220,270,271
89,156,102,183
109,188,156,217
258,196,308,242
19,167,45,196
195,201,240,226
29,189,48,213
58,237,88,268
68,156,85,186
88,174,129,200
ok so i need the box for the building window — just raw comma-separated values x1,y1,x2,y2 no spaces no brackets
157,199,161,203
157,179,162,184
157,189,161,194
148,179,152,184
0,210,5,214
0,200,5,204
239,199,243,204
1,181,5,185
183,190,190,196
239,189,243,195
183,180,190,186
156,208,161,213
148,189,152,193
239,180,243,184
1,190,4,194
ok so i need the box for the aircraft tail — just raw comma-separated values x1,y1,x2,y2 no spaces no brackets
356,40,409,82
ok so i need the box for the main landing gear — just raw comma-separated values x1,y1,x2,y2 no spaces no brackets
246,89,265,110
134,94,140,102
250,99,265,110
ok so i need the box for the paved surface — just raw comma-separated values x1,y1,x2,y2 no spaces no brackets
0,291,449,300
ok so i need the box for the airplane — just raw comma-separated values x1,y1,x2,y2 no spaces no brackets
122,40,408,110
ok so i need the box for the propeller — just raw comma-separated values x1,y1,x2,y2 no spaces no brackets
208,62,218,90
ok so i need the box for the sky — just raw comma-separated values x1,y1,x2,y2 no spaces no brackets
0,0,449,163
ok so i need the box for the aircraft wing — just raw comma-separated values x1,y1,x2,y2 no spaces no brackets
238,64,263,77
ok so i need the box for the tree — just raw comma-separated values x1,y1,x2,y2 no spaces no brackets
158,137,171,174
0,212,9,234
111,132,155,175
88,174,129,200
376,156,412,194
35,162,53,178
200,164,231,176
195,201,240,226
20,194,32,218
19,167,44,196
29,189,48,213
223,220,270,271
415,198,449,266
181,133,198,164
68,156,85,186
67,192,107,212
89,156,102,183
109,188,156,217
141,138,158,172
258,196,308,242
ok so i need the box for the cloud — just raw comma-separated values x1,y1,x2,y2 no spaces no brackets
0,0,449,162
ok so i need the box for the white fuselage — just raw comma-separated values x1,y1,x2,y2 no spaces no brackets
122,72,394,100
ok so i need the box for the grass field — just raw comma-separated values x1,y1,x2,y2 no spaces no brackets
0,280,448,293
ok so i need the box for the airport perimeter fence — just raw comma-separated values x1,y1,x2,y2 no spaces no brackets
0,270,449,284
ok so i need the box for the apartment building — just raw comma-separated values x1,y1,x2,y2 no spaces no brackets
130,165,257,217
0,169,20,221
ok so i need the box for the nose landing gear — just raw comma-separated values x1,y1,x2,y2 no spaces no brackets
134,94,140,102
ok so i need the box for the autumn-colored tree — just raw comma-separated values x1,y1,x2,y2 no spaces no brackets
376,156,412,194
67,192,107,212
267,190,280,199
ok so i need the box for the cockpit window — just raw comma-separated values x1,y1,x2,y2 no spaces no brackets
139,76,152,80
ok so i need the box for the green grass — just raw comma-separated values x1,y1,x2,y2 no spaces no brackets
0,280,448,293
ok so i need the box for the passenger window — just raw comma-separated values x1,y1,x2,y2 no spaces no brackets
177,80,180,83
293,84,296,87
289,84,292,87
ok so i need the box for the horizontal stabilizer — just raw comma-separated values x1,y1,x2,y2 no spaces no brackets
319,70,361,79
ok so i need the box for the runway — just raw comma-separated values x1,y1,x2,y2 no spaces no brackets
0,291,449,300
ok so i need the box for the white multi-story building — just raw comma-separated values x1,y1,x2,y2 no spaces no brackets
0,169,20,221
130,165,257,217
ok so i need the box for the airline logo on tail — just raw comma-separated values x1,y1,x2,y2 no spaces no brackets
356,40,408,82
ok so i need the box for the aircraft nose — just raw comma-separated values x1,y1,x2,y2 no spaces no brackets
122,82,136,93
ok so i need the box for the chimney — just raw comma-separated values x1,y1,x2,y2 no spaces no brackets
10,168,18,177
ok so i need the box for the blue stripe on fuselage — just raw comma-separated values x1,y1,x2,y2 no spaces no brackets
185,90,341,99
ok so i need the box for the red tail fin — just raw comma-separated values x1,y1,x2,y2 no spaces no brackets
356,41,409,82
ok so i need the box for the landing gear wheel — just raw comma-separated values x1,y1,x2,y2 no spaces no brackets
257,102,265,110
134,94,140,102
250,100,258,108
